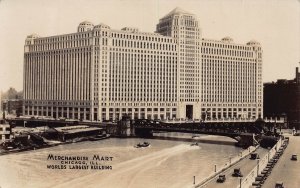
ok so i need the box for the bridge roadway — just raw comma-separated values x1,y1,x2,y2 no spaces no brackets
200,147,268,188
262,134,300,188
137,127,248,137
134,119,266,138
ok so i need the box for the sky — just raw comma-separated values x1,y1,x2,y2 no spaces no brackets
0,0,299,92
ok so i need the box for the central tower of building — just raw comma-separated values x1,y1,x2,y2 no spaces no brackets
157,8,202,119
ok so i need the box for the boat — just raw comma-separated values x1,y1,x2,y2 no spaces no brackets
190,142,199,146
135,142,150,148
89,134,111,141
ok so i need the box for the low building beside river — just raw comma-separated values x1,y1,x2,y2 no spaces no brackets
44,125,105,142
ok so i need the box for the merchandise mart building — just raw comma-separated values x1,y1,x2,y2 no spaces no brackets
23,8,263,122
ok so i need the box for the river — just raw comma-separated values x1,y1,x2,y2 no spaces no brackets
0,134,242,188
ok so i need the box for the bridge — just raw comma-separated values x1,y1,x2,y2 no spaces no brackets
6,116,280,147
131,119,278,148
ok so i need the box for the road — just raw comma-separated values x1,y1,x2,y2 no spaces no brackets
202,147,268,188
262,135,300,188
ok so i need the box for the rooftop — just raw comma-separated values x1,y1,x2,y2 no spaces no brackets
54,125,102,134
162,7,194,18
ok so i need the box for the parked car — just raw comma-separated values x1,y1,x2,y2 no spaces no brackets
275,181,284,188
291,154,297,161
216,174,226,183
232,168,243,177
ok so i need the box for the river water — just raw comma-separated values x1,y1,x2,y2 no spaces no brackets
0,134,242,188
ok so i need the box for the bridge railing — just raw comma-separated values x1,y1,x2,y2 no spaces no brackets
237,137,283,188
134,119,264,135
161,118,257,124
135,126,247,136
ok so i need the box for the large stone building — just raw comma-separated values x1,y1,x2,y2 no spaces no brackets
2,99,23,117
23,8,263,122
264,66,300,128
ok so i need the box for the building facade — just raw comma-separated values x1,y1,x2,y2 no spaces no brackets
2,99,23,116
264,67,300,128
0,124,11,141
0,92,2,119
23,8,263,122
201,38,263,121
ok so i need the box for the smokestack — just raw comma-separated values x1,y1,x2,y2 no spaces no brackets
297,64,300,83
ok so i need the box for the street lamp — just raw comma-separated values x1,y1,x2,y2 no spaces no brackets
239,177,242,188
257,159,260,175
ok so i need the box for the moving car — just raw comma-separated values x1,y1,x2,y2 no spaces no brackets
216,174,226,183
250,153,260,160
232,168,243,177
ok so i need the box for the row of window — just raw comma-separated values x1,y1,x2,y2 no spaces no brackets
24,52,91,101
202,41,254,50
